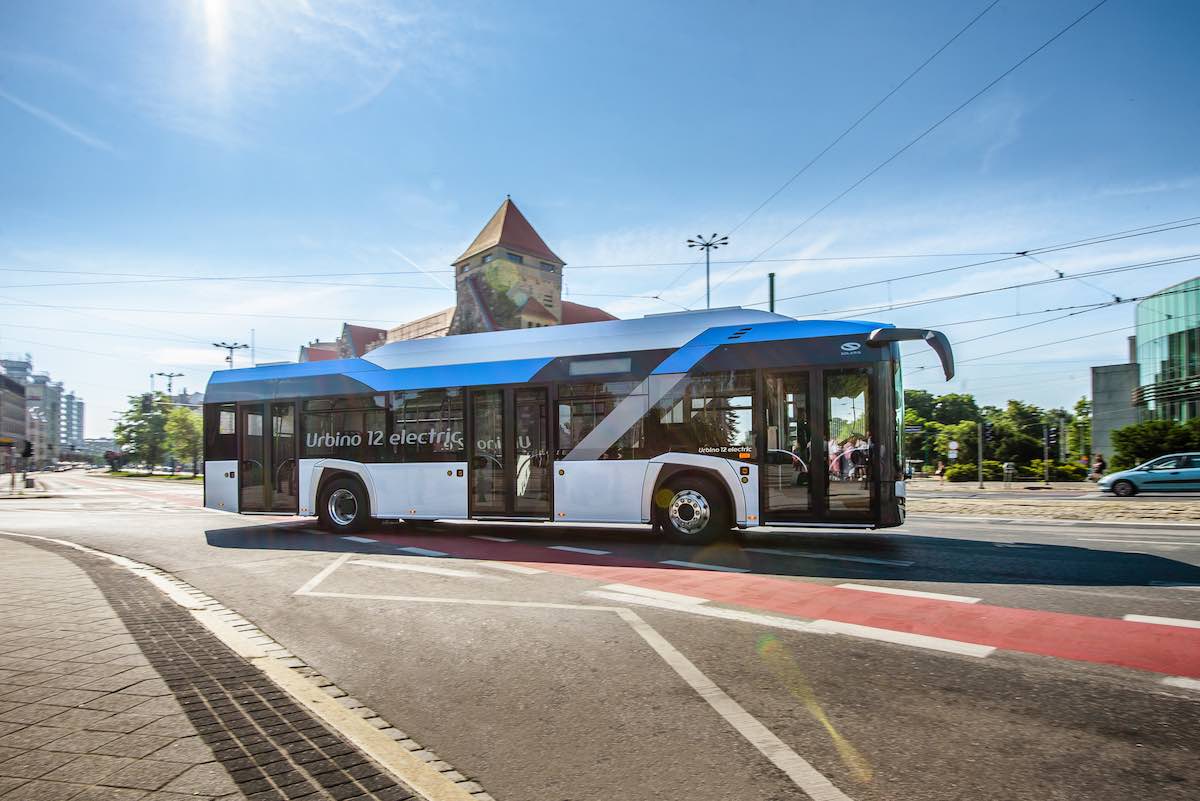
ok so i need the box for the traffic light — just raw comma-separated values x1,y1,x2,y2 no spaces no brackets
1046,426,1059,450
21,440,33,459
140,393,152,413
982,421,995,444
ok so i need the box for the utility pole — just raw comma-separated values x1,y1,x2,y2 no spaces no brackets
1042,423,1050,486
686,234,729,309
155,372,184,397
768,273,776,312
977,420,984,490
250,329,256,366
213,342,248,369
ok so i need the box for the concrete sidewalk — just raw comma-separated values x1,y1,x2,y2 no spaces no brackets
0,536,417,801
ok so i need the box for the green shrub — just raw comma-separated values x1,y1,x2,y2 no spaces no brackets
943,463,976,482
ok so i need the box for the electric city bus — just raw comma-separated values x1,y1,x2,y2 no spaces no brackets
202,308,953,544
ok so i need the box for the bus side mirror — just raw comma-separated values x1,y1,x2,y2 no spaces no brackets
866,328,955,381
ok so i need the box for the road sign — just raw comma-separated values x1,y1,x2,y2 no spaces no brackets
948,440,959,449
904,425,923,434
0,437,14,448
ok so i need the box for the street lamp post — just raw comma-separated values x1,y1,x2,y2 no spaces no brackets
155,372,184,397
686,234,729,310
212,342,248,369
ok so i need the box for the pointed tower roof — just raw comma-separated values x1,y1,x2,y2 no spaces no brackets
453,197,564,266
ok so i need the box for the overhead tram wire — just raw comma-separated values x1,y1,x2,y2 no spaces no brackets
772,252,1200,322
701,0,1112,304
657,0,1001,303
722,0,1001,240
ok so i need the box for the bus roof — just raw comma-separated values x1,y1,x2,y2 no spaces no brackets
205,307,889,403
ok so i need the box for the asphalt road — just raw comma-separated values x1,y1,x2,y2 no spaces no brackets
2,472,1199,801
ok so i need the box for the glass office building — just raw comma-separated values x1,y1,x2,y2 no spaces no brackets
1134,277,1200,422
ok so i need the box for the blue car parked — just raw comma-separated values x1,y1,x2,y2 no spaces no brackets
1097,452,1200,496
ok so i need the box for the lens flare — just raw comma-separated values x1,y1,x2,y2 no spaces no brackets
756,634,874,784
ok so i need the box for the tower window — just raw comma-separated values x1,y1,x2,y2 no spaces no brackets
540,261,557,271
507,252,524,264
482,253,496,264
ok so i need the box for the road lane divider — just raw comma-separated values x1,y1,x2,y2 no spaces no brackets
354,530,1200,679
1123,614,1200,629
549,544,611,555
599,583,711,605
474,561,547,575
341,535,379,544
1162,677,1200,691
745,548,914,567
397,546,450,557
659,559,751,572
470,534,516,542
835,583,981,604
349,559,505,580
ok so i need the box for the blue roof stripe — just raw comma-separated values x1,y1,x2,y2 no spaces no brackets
356,357,553,392
207,357,380,384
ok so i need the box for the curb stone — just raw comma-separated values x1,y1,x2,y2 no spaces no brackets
0,530,495,801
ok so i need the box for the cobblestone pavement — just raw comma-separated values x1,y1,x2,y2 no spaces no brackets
908,496,1200,522
0,536,417,801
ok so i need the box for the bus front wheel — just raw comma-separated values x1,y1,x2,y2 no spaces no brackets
656,476,731,545
318,477,371,533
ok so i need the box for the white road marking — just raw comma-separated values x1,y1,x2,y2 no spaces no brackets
1150,581,1200,590
396,546,449,557
295,553,352,595
808,620,995,658
835,583,981,604
340,536,378,544
1123,614,1200,629
588,591,817,633
746,548,914,567
470,535,516,542
548,545,611,555
614,608,854,801
474,561,547,575
599,584,710,605
659,559,750,573
992,543,1040,548
348,559,502,580
1077,538,1200,546
1162,676,1200,691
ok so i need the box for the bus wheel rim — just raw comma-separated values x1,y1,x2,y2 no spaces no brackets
668,490,710,534
329,488,358,526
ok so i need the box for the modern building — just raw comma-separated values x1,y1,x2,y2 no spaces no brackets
1091,276,1200,457
61,391,85,453
1132,277,1200,422
0,373,25,474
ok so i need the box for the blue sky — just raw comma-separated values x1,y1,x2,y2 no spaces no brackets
1,0,1197,437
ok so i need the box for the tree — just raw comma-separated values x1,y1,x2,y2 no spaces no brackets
903,389,935,420
1110,419,1197,469
999,400,1044,436
1067,397,1091,460
113,392,169,473
165,406,203,476
931,393,979,425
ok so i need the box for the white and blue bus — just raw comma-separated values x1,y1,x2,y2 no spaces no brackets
202,308,953,544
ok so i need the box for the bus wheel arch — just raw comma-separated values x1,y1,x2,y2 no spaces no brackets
317,472,372,533
653,468,734,545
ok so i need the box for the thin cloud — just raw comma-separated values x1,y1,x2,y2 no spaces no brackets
0,86,116,153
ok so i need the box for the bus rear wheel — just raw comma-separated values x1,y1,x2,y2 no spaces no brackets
656,476,731,545
318,477,371,533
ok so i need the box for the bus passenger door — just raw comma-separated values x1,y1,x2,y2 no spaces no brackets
238,404,267,512
762,371,816,521
468,387,551,519
822,368,875,520
237,401,299,514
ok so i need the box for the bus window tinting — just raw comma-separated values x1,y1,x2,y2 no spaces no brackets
646,370,757,458
392,389,465,462
300,395,388,462
204,403,237,461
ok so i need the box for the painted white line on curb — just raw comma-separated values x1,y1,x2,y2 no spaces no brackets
295,553,352,595
548,545,610,555
340,536,378,544
809,620,995,658
993,543,1040,548
349,559,502,580
835,583,981,604
1078,538,1200,546
474,561,546,575
660,559,750,573
746,548,914,567
470,534,516,542
614,608,854,801
599,584,710,605
1162,676,1200,691
1123,614,1200,629
396,546,449,557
